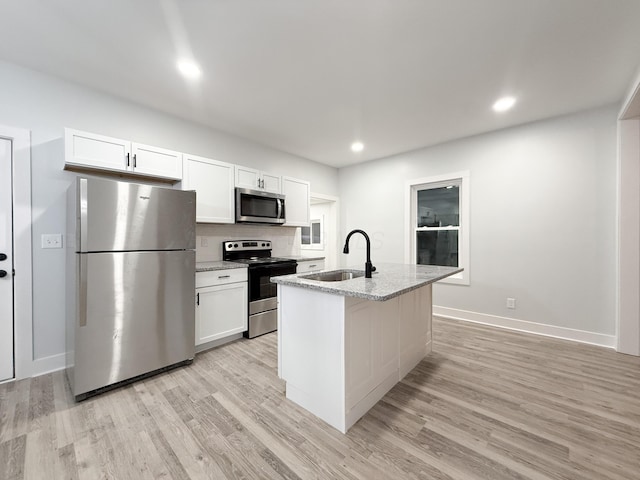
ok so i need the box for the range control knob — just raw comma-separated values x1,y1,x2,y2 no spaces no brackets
0,253,6,261
234,243,239,248
0,270,7,278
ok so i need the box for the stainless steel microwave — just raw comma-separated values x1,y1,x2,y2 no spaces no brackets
235,188,286,225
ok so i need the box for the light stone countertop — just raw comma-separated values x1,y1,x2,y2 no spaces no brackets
196,261,248,272
271,263,463,301
286,255,326,262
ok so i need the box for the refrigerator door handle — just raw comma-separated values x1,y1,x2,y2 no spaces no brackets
79,178,88,251
79,255,88,327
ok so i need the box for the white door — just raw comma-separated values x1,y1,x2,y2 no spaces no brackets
0,138,14,381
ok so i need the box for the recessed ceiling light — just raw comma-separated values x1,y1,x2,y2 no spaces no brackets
351,142,364,152
177,60,201,79
492,96,516,112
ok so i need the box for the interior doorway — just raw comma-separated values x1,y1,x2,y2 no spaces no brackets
0,138,13,381
300,193,339,270
0,125,32,382
617,76,640,356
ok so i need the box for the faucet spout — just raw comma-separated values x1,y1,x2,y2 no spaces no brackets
343,229,376,278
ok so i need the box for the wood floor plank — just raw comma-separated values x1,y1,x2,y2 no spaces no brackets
1,317,639,479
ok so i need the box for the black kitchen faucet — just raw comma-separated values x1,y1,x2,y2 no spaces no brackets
343,229,376,278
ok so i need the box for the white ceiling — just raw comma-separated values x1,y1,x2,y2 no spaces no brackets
1,0,640,168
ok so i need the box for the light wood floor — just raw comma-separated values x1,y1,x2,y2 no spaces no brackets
2,317,640,479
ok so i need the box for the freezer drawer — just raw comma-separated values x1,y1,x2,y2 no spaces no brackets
71,250,195,398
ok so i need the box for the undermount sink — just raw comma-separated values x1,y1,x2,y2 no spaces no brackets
301,269,365,282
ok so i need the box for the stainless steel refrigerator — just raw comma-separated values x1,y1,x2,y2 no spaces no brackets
66,176,196,400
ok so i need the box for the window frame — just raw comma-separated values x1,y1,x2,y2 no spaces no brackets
301,216,324,250
405,171,470,285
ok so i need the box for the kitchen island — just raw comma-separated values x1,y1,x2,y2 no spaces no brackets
272,263,462,433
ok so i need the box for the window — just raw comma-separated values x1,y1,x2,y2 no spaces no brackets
406,172,469,284
301,217,323,250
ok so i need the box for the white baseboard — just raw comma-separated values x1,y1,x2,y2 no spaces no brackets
433,306,617,349
30,352,66,378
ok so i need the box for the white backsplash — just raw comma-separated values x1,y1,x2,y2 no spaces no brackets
196,224,302,262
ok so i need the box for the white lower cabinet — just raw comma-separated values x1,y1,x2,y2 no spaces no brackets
195,269,248,346
296,259,325,273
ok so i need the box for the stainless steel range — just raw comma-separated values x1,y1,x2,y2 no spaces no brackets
223,240,297,338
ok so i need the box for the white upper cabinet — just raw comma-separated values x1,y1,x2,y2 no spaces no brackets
131,143,182,180
64,128,182,181
182,154,235,224
235,165,281,193
65,129,130,172
282,176,310,226
261,172,281,193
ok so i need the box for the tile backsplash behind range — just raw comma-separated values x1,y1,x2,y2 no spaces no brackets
196,224,302,262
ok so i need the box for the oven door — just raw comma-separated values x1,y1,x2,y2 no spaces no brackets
248,263,297,303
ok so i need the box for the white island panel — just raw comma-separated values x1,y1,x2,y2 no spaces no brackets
278,285,347,431
274,263,459,433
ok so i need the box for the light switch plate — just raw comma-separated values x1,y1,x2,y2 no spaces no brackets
42,233,63,249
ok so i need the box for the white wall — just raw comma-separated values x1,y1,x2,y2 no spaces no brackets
0,60,337,371
196,224,301,262
339,105,618,338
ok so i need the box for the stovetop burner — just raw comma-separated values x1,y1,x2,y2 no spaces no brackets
222,240,296,267
231,256,296,266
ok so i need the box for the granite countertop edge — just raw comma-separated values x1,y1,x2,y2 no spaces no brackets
196,261,249,272
271,263,463,301
286,255,326,262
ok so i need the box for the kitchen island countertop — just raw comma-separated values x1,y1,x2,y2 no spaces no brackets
271,263,462,301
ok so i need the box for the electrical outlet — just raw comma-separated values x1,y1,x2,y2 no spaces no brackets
41,233,63,249
200,236,208,247
506,297,516,309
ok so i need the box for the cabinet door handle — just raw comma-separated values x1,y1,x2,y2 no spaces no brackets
196,292,200,306
218,275,231,279
133,153,137,168
126,152,130,167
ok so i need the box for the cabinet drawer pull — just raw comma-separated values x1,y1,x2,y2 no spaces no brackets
308,264,317,268
218,275,231,279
